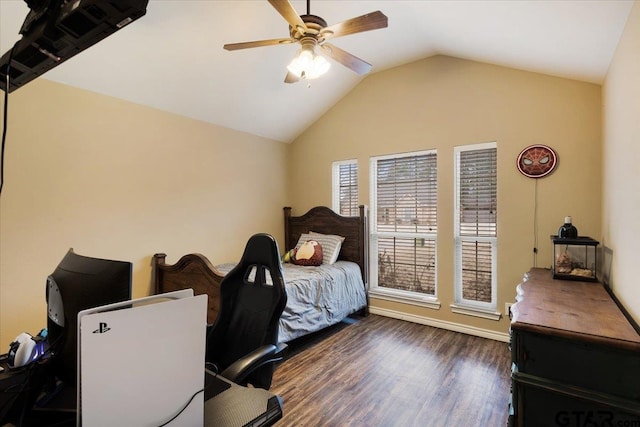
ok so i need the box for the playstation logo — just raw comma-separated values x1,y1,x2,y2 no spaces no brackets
92,322,111,334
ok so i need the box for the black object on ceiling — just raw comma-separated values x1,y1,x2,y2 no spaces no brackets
0,0,149,93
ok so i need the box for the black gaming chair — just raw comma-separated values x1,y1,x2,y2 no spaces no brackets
206,233,288,390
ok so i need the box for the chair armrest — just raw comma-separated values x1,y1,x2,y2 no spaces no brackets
221,343,288,384
274,342,287,356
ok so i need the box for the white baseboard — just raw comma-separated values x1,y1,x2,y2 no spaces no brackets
369,306,511,343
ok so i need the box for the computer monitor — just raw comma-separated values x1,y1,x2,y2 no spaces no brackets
46,248,132,387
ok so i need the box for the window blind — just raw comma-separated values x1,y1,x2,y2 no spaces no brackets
459,148,497,237
373,152,437,296
455,145,497,306
337,162,359,216
376,154,437,233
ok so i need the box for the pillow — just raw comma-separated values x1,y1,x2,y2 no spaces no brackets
293,233,315,251
292,239,323,266
309,231,345,265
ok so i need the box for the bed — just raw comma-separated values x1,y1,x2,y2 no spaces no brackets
152,205,369,343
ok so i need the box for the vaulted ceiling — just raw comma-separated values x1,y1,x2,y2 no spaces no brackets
0,0,634,142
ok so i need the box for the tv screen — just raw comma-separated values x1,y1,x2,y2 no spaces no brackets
46,248,132,387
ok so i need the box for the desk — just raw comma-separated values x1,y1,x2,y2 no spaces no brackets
0,357,63,426
1,365,282,426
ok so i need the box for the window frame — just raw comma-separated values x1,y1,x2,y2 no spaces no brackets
332,159,359,216
452,142,499,319
369,150,440,309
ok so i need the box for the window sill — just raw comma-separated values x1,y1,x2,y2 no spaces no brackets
450,304,502,321
369,288,441,310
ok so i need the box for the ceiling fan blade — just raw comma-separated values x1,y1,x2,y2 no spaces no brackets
320,43,372,75
320,11,388,40
223,38,294,51
284,71,300,84
268,0,308,32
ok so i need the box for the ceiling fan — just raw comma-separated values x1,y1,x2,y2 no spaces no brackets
223,0,388,83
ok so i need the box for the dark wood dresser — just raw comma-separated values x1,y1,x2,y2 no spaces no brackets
509,268,640,426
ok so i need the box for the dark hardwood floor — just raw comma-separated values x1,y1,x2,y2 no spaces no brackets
271,314,511,427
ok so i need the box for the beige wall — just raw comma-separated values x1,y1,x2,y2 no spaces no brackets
603,1,640,323
289,55,602,337
3,43,629,348
0,80,288,348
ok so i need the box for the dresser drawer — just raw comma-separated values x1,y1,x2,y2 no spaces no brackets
515,330,640,401
514,379,640,427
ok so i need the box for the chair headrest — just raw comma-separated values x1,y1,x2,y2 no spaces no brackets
237,233,282,270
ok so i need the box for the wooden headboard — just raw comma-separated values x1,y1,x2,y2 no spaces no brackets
152,205,369,324
284,205,368,286
152,253,224,324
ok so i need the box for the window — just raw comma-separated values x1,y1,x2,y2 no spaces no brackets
332,160,359,216
370,151,438,304
453,143,498,316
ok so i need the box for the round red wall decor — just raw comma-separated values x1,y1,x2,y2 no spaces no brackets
517,144,558,178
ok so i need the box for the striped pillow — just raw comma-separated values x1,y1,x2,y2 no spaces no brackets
309,231,345,265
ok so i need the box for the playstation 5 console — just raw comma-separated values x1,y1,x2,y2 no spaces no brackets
77,290,207,427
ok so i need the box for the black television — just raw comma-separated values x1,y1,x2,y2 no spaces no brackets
46,248,132,387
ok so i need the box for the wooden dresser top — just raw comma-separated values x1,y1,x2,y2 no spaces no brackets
511,268,640,351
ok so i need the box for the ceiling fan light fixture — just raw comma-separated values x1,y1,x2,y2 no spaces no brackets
224,1,387,83
287,46,330,80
